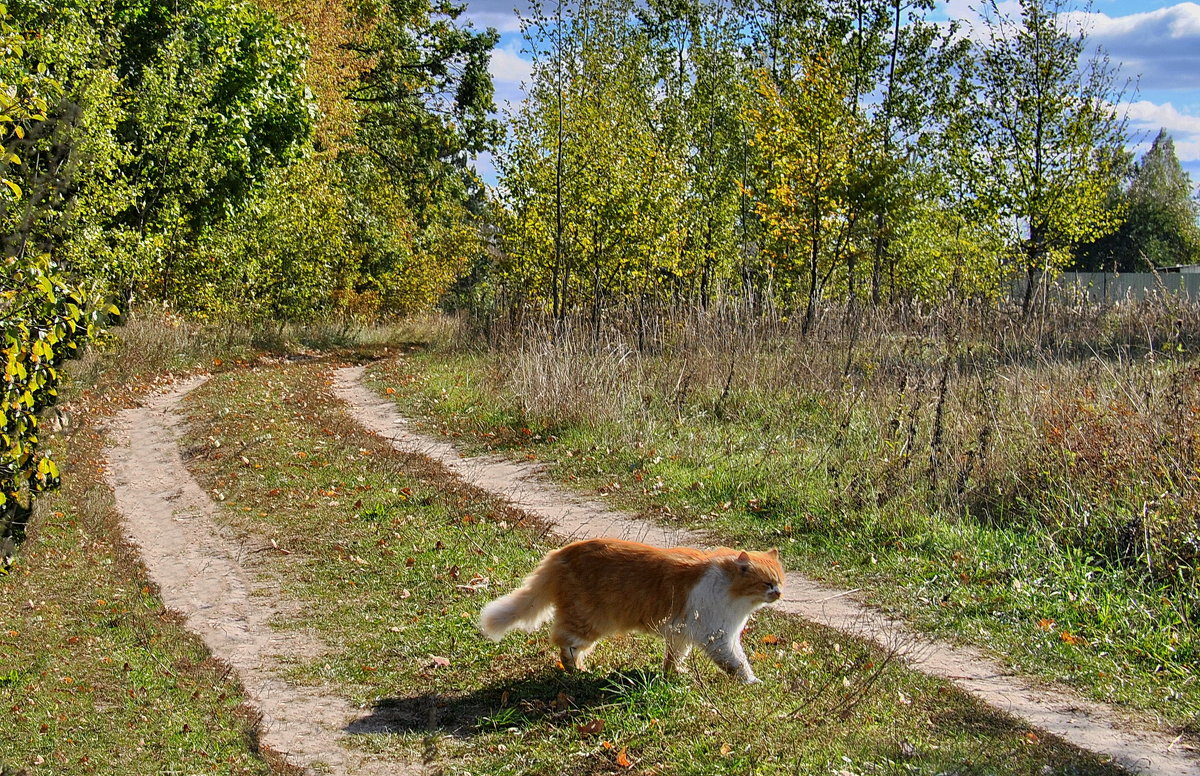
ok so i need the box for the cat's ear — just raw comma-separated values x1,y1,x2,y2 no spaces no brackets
766,548,779,558
736,551,751,572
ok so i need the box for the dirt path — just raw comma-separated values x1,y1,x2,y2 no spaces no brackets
104,377,416,776
333,364,1199,776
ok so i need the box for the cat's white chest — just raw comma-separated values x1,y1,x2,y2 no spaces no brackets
678,566,761,641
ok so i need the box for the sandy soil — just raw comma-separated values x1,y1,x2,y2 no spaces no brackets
333,364,1199,776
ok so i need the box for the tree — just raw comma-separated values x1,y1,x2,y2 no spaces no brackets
1,6,111,547
251,0,374,149
637,0,746,308
5,0,315,307
1121,130,1199,269
745,49,866,330
498,0,686,326
1076,130,1200,271
347,0,500,223
970,0,1127,312
833,0,970,304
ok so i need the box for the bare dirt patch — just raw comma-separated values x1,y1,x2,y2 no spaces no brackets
334,363,1199,776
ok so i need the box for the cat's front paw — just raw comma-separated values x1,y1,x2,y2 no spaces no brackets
740,673,760,685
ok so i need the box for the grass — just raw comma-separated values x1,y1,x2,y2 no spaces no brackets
0,309,436,775
358,302,1200,739
0,305,1186,774
173,356,1127,775
0,318,276,775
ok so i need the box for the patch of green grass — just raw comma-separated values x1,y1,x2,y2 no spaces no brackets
364,350,1200,738
0,311,426,776
0,398,273,775
178,359,1126,774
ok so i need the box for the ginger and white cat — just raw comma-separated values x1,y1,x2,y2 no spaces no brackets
479,538,785,683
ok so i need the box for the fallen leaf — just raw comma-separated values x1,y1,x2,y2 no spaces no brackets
456,575,489,594
398,589,411,599
577,718,605,737
1037,618,1055,631
430,655,450,668
1060,631,1086,646
760,634,780,645
720,743,732,757
1024,731,1040,745
616,746,633,768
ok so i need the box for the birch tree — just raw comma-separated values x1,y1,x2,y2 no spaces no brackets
971,0,1126,311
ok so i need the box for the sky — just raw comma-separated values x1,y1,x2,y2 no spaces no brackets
464,1,1200,189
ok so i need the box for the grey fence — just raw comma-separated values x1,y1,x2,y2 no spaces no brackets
1016,271,1200,303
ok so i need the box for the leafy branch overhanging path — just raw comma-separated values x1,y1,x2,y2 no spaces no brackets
332,364,1199,776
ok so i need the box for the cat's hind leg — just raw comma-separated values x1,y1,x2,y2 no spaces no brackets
552,621,598,672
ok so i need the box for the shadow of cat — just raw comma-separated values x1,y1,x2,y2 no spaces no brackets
345,667,678,738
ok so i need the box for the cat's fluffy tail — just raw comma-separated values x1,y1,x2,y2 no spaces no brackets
479,555,557,640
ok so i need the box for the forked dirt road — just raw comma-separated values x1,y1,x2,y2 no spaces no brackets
102,365,1199,776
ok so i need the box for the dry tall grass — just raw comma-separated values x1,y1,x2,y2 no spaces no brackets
455,295,1200,586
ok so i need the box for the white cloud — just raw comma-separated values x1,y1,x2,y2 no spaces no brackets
463,0,527,34
1116,101,1200,194
490,42,533,86
941,2,1200,93
1173,139,1200,161
1121,100,1200,140
1119,101,1200,179
1065,3,1200,91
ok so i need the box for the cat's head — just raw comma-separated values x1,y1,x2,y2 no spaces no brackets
726,548,785,605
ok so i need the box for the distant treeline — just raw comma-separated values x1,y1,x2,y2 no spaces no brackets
3,0,1199,328
483,0,1200,329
